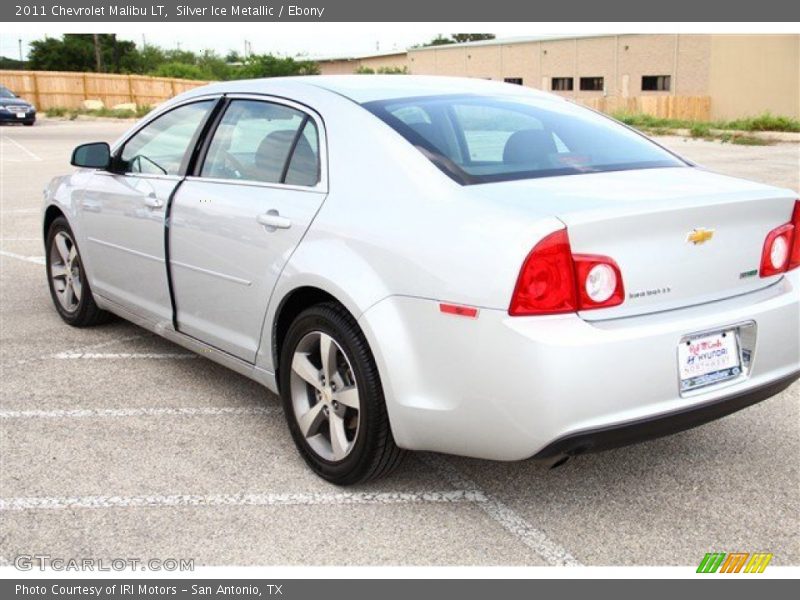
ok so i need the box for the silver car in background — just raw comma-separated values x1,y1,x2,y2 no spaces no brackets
43,76,800,484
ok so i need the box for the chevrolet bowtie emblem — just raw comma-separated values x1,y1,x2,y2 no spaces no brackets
687,228,715,245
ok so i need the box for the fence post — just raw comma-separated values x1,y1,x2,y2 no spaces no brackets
32,72,41,109
82,72,89,107
127,74,135,106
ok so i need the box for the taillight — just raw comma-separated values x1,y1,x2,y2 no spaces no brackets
760,200,799,277
509,229,624,316
789,200,800,270
509,230,576,315
573,255,625,309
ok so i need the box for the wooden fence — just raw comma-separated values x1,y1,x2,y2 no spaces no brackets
0,70,713,121
578,95,712,121
0,70,209,110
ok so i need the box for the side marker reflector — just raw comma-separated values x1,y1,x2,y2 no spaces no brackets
439,303,479,318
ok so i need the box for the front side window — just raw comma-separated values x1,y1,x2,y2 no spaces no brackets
364,94,686,185
119,100,214,176
200,100,320,186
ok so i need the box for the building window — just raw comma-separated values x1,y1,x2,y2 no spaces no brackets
642,75,671,91
551,77,574,91
579,77,604,91
504,77,523,85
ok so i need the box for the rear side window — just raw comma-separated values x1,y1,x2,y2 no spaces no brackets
363,94,686,185
200,100,320,186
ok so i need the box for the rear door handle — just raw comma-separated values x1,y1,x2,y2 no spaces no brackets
257,210,292,230
143,195,163,209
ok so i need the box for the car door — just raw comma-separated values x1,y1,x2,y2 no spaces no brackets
169,97,327,362
79,99,217,325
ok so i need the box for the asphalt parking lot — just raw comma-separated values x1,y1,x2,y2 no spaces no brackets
0,119,798,567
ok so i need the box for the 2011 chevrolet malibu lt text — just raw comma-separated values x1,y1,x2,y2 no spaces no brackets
42,76,800,484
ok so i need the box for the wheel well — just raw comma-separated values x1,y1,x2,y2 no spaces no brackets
272,286,340,387
43,205,65,240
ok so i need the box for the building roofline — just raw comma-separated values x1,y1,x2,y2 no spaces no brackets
314,50,408,63
409,33,630,52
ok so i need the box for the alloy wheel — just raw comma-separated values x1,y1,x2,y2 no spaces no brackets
49,231,82,313
289,331,361,462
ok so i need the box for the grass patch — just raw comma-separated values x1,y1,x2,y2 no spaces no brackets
613,111,800,134
718,132,773,146
45,105,152,120
725,113,800,133
689,123,712,139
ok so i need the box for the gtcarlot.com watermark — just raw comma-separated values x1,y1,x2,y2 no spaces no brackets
14,555,194,572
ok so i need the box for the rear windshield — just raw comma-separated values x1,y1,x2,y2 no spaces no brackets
363,94,686,185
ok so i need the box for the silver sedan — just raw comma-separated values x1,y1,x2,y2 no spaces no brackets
43,76,800,484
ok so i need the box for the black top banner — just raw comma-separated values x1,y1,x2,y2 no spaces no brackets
4,0,800,22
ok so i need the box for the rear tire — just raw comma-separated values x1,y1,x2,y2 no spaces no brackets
279,302,406,485
45,217,112,327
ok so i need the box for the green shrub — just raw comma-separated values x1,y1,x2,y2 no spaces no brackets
689,123,712,138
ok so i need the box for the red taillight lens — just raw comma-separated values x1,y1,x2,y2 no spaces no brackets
789,200,800,270
509,229,624,316
760,222,795,277
509,230,577,315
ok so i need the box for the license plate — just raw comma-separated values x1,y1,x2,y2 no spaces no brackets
678,330,741,392
15,112,25,118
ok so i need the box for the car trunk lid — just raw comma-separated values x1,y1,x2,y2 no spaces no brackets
470,167,797,319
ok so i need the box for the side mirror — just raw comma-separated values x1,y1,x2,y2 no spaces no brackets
71,142,111,169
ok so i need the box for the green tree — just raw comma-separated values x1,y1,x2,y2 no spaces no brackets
427,35,455,46
451,34,496,43
235,54,319,79
28,34,138,73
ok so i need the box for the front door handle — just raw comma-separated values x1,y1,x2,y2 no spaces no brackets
257,210,292,230
143,195,163,209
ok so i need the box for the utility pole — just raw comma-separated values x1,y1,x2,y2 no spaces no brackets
92,33,103,72
18,39,22,63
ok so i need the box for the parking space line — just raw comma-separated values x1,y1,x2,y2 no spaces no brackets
419,454,583,567
52,352,196,360
0,136,42,161
0,249,44,265
9,333,154,367
0,406,276,419
0,490,483,511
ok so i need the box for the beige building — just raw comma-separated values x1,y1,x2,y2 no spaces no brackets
315,50,408,74
317,34,800,120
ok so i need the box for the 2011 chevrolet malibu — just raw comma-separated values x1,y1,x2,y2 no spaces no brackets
43,76,800,484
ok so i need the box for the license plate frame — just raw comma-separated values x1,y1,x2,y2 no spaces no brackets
678,328,742,393
15,112,25,119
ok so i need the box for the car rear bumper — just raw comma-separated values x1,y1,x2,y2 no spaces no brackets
359,271,800,461
533,369,800,459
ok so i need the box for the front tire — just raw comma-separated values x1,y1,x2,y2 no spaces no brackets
279,302,406,485
45,217,111,327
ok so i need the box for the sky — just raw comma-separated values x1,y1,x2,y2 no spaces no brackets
1,27,481,61
2,23,790,62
